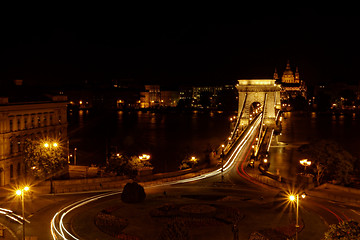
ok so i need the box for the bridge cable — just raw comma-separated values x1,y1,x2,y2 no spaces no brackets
230,93,247,142
255,93,267,157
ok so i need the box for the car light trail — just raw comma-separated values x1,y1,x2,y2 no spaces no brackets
161,115,262,185
0,207,30,225
51,191,120,240
51,116,262,239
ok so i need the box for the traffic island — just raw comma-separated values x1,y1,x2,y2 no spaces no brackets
249,222,304,240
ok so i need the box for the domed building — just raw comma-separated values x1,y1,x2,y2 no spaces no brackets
274,60,307,110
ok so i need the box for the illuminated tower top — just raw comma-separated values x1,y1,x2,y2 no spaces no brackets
282,60,295,83
273,68,279,80
294,66,300,83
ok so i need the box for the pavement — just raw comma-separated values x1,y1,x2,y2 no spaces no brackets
1,152,360,239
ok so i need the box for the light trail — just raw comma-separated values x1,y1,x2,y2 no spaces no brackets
0,207,30,225
51,192,119,240
51,116,262,239
160,115,262,185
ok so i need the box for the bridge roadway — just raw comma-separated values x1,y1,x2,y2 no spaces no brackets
3,115,360,239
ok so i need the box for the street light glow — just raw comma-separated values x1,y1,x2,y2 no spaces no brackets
15,186,30,240
44,143,49,148
289,195,295,201
299,159,311,166
139,154,151,160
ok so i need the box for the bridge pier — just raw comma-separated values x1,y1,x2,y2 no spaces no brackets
236,79,281,129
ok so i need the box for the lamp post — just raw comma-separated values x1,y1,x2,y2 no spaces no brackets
74,147,77,165
299,159,311,175
221,144,225,182
43,141,58,193
289,192,306,240
16,186,30,240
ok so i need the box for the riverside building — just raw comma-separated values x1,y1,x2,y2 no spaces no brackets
0,80,68,186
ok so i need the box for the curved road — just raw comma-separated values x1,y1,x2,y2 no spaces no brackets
4,114,360,239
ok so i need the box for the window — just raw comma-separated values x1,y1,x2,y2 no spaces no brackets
9,142,13,154
9,120,13,132
17,163,20,177
31,118,34,128
24,118,28,129
10,165,13,179
17,119,21,130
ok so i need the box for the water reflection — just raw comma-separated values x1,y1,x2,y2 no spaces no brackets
269,111,360,180
68,110,232,172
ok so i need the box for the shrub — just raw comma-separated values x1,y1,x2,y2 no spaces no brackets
324,220,360,239
121,182,146,203
95,212,128,236
158,218,190,240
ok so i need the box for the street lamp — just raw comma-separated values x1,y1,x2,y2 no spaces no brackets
139,154,151,160
289,192,306,240
42,141,59,193
44,141,58,148
299,159,311,175
16,186,30,240
221,144,225,182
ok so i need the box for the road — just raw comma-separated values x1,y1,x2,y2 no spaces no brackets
3,114,360,239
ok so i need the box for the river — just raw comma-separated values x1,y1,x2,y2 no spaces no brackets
268,111,360,179
68,109,360,176
67,109,233,173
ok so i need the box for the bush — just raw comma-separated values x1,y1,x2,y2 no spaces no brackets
158,218,190,240
324,220,360,239
95,212,128,236
249,229,287,240
121,182,146,203
179,156,199,170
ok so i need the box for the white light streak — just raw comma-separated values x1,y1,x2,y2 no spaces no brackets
51,115,262,239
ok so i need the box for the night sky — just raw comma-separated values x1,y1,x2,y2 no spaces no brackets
0,9,359,88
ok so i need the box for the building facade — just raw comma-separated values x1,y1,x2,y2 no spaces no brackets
140,85,179,108
274,60,307,109
0,96,68,186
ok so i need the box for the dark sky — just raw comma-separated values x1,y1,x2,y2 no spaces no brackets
0,9,359,88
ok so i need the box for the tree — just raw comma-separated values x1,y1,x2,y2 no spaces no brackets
298,140,355,185
106,153,152,178
158,218,190,240
340,89,356,107
324,220,360,240
179,156,199,170
24,138,67,179
121,182,146,203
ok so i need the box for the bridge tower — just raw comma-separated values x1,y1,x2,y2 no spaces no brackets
236,79,281,127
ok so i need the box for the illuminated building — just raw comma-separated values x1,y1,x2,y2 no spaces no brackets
274,60,307,110
0,81,68,186
140,85,179,108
